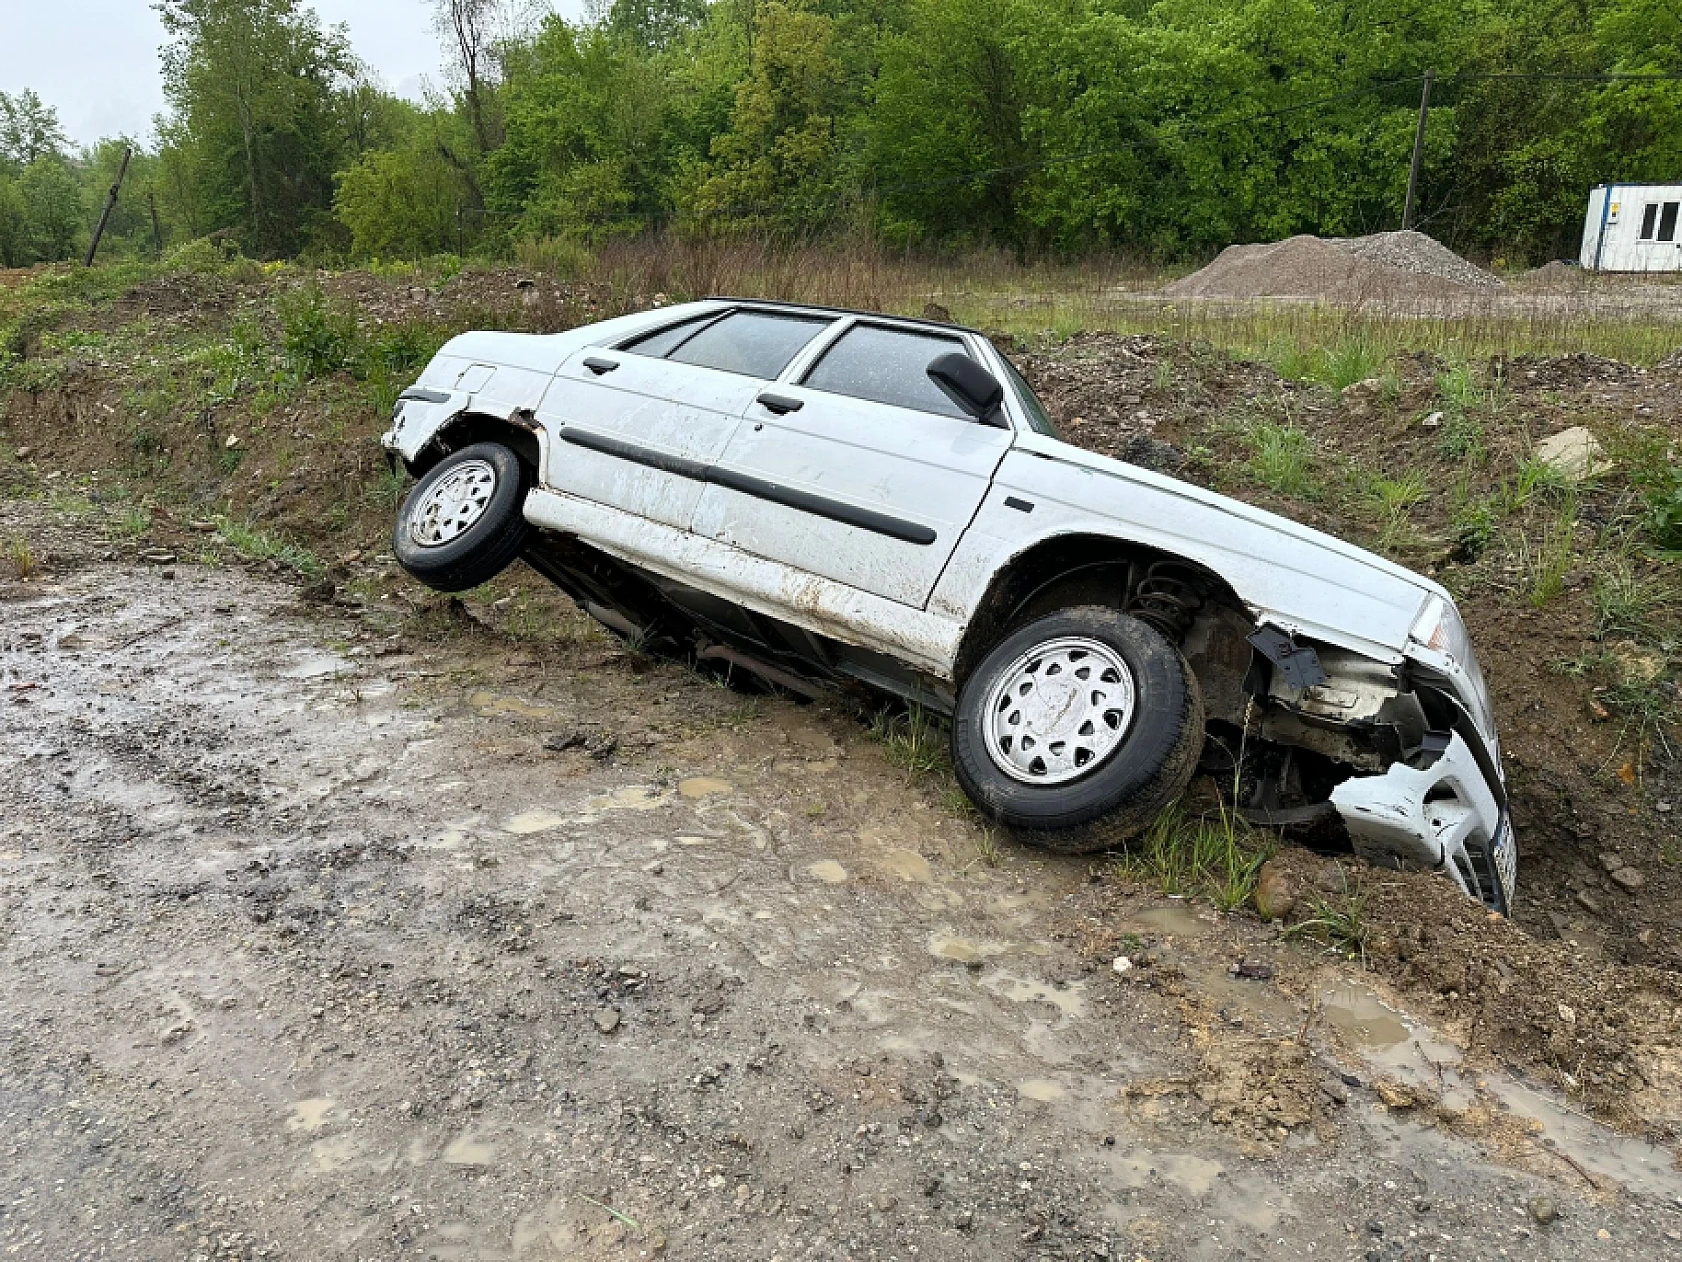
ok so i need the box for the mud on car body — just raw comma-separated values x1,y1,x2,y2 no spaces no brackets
381,300,1516,912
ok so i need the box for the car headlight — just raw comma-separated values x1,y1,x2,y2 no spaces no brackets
1409,595,1498,754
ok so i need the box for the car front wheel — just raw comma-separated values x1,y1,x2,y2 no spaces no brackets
951,606,1204,853
393,442,532,592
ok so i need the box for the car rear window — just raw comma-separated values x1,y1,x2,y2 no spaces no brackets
802,324,971,419
663,310,832,379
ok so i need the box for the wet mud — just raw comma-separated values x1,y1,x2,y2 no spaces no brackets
3,511,1681,1258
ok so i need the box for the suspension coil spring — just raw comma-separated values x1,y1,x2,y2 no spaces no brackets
1127,563,1204,643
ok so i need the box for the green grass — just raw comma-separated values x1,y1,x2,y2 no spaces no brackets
213,515,324,579
1113,799,1274,913
1437,410,1486,462
1593,562,1673,638
1283,892,1371,963
1244,422,1318,498
1523,505,1580,608
867,702,950,778
113,505,152,537
4,536,37,579
1497,456,1576,515
1356,469,1429,551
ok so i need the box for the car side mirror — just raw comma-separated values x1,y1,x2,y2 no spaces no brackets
927,353,1007,427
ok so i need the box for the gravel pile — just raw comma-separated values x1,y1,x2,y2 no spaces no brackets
1335,229,1503,289
1165,229,1501,302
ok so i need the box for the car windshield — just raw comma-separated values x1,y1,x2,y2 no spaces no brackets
999,356,1059,438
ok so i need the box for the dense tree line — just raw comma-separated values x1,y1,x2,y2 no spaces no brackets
7,0,1682,267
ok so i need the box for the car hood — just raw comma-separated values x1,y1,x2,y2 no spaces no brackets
1014,432,1449,655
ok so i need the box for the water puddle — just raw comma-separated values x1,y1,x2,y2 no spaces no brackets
878,849,933,884
282,655,349,680
1484,1076,1682,1200
807,860,848,884
1016,1077,1065,1102
1320,983,1682,1198
1320,984,1459,1078
1321,985,1409,1050
980,971,1087,1020
986,891,1050,930
1100,1149,1225,1198
306,1135,364,1172
468,691,563,721
1134,904,1214,938
441,1133,496,1166
286,1098,336,1132
679,776,733,799
504,809,567,835
927,932,1006,963
585,785,666,813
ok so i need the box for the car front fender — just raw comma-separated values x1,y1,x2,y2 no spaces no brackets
381,387,472,466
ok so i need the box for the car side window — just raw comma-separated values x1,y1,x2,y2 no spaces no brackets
663,311,832,379
802,324,972,419
619,312,718,358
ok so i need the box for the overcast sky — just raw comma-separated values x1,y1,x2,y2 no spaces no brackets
1,1,584,149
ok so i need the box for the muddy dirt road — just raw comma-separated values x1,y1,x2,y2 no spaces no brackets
3,502,1681,1260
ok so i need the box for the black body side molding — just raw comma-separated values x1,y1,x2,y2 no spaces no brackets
558,425,937,546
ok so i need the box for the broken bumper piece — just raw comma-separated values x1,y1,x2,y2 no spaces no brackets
1330,732,1515,913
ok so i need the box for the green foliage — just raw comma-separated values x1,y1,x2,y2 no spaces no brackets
1114,800,1274,912
155,0,372,257
15,0,1682,265
1245,422,1317,498
1644,484,1682,552
214,514,324,578
336,144,469,258
275,282,360,379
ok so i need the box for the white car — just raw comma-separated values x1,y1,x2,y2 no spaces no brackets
381,300,1515,912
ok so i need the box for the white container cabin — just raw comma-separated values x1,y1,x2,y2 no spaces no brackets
1580,184,1682,271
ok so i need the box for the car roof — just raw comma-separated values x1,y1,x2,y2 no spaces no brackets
704,295,984,338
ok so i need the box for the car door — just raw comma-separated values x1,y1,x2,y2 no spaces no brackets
536,308,834,530
690,320,1015,608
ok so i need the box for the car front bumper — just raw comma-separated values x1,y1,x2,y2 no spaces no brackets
1330,731,1515,913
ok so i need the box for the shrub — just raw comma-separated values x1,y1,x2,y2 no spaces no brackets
275,281,361,379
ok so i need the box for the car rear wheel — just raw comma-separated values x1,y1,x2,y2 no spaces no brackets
394,442,532,592
951,606,1204,853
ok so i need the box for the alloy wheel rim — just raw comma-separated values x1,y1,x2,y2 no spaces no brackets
981,636,1135,785
409,459,497,547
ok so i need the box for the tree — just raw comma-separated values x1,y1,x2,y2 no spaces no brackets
434,0,508,153
691,2,847,228
0,89,68,167
155,0,359,255
336,142,472,257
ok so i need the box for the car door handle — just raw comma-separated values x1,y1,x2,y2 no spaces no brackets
756,392,803,414
582,356,619,375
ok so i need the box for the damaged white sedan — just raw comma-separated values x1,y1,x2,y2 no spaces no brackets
381,300,1516,912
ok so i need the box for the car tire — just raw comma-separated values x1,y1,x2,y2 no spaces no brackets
951,606,1204,854
393,442,532,593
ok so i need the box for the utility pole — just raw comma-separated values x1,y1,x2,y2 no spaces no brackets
84,146,133,267
1402,71,1434,232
